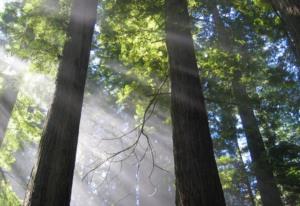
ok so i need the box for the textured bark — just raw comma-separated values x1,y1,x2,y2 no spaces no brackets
232,75,283,206
268,0,300,61
0,75,19,147
23,0,97,205
165,0,226,205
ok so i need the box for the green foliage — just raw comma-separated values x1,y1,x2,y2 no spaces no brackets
0,181,21,206
195,0,300,203
97,0,169,119
97,0,300,202
0,0,70,75
0,0,299,204
229,0,282,39
0,93,44,169
270,142,300,204
217,155,255,206
217,156,236,190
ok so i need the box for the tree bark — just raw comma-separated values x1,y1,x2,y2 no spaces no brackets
0,75,19,147
23,0,97,205
232,74,283,206
165,0,226,205
268,0,300,61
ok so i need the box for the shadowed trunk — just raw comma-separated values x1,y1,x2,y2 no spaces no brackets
0,75,19,147
165,0,226,205
232,74,283,206
23,0,98,205
268,0,300,61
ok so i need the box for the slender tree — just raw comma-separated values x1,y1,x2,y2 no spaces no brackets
165,0,226,205
0,74,19,147
23,0,98,205
209,3,283,205
232,74,283,206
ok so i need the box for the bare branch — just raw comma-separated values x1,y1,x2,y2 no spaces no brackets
82,75,169,180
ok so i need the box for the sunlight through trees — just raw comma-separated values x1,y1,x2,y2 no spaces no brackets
0,0,299,205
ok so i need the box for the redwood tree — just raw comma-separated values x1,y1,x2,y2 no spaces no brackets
23,0,98,205
165,0,226,205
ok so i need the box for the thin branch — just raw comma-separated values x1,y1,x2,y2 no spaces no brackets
82,75,169,180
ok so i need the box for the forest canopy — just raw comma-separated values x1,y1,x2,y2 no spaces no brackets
0,0,299,205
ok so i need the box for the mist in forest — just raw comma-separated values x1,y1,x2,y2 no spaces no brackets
1,0,300,205
1,50,175,206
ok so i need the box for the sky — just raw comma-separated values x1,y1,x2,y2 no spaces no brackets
0,0,9,12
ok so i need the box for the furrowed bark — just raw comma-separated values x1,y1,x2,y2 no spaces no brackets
23,0,98,205
165,0,226,205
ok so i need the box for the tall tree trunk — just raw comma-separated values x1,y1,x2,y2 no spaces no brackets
0,75,19,147
209,3,283,205
268,0,300,61
165,0,226,205
232,74,283,206
23,0,97,205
